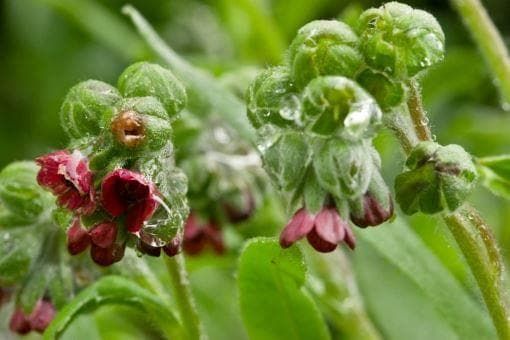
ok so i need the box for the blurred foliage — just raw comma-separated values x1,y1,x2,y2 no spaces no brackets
1,0,510,339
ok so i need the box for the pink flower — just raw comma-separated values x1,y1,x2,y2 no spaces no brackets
9,299,55,335
183,213,225,255
101,169,158,233
67,218,91,255
279,206,356,253
36,150,95,215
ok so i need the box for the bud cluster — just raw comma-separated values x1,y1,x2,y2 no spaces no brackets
246,19,406,254
36,62,190,265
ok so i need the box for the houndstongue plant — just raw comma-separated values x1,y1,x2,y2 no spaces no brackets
2,1,510,339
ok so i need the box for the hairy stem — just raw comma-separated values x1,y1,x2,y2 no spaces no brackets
450,0,510,110
165,254,206,340
399,81,510,339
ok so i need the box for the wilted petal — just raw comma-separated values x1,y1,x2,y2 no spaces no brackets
279,208,315,248
314,206,346,244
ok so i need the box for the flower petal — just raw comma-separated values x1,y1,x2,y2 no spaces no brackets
28,300,56,333
314,206,346,244
67,218,90,255
279,208,315,248
89,222,117,248
306,227,337,253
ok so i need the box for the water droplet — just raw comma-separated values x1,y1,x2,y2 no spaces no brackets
279,94,301,122
343,100,382,139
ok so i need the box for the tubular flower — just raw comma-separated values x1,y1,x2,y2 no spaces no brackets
183,213,225,255
66,218,91,255
9,299,56,335
101,169,159,232
36,150,95,215
90,242,126,267
280,206,356,253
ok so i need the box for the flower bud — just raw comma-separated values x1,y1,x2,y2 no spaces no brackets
9,308,31,334
89,222,117,249
395,141,478,214
246,67,299,128
0,161,52,223
222,190,256,224
288,20,363,89
350,169,394,227
107,97,172,153
90,242,126,266
118,62,187,120
356,68,406,110
162,236,181,257
301,76,382,138
357,2,445,77
136,239,161,257
67,218,91,255
60,80,121,139
28,299,56,333
313,140,373,199
262,131,311,192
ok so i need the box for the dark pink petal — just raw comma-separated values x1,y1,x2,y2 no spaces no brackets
306,228,337,253
89,222,117,248
36,150,95,215
101,169,158,232
203,223,225,254
351,194,394,228
314,207,346,244
343,225,356,250
163,237,181,257
90,243,125,266
28,300,56,333
9,308,31,334
67,218,91,255
279,208,315,248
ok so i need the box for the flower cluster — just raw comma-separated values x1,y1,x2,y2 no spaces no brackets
9,299,55,335
36,62,189,266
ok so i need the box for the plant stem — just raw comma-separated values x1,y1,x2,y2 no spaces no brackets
450,0,510,110
165,254,206,340
397,81,510,339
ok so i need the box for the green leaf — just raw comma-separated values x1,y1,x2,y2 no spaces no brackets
43,275,183,340
355,217,496,339
0,228,38,286
478,155,510,199
238,237,330,340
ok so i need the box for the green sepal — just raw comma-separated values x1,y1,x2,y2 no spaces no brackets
60,80,121,139
261,131,311,192
0,161,53,223
313,139,373,199
118,62,187,120
246,66,299,128
303,170,327,214
356,68,406,110
357,2,445,78
301,76,382,139
287,20,363,89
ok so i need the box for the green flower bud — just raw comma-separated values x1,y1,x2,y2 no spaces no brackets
356,68,406,110
313,140,374,199
357,2,445,77
118,62,187,120
395,141,478,215
301,76,382,139
262,131,311,192
288,20,363,90
107,97,172,153
60,80,121,139
246,67,299,129
0,161,52,223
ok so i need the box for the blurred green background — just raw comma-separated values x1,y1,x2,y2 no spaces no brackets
1,0,510,339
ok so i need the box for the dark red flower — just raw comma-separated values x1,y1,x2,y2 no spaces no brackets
90,242,126,266
162,236,181,257
183,213,225,255
28,299,56,333
36,150,95,215
67,218,91,255
89,222,117,248
279,206,355,253
101,169,158,233
9,299,55,335
350,193,394,228
9,308,31,335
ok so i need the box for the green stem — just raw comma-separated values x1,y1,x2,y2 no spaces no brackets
399,82,510,339
450,0,510,110
165,254,206,340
